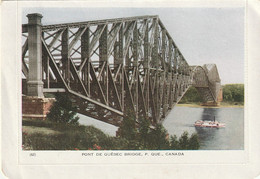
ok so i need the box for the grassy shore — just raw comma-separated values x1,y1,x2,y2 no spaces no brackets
22,118,200,150
177,102,244,108
22,118,129,150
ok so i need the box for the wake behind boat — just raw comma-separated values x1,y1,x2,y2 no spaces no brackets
194,120,225,128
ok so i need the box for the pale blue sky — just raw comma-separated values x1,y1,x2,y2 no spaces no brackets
23,7,244,84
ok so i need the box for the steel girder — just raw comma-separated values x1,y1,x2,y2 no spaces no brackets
22,15,220,126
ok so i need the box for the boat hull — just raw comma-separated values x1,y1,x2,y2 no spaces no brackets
194,120,225,128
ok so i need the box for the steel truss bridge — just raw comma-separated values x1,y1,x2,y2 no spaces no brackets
22,14,221,126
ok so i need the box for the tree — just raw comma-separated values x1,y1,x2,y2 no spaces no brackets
47,93,79,125
223,86,233,101
188,133,200,150
223,84,244,103
178,131,190,150
117,110,200,150
147,124,170,150
117,109,137,140
170,135,179,149
138,117,151,148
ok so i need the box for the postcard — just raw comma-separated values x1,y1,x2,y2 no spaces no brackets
1,0,260,178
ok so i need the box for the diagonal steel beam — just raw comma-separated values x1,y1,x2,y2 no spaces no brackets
69,90,123,116
42,38,69,90
48,29,64,49
107,65,122,111
108,23,122,57
69,58,89,97
79,25,106,72
68,26,88,53
123,67,135,112
89,62,107,104
22,39,29,77
123,21,137,59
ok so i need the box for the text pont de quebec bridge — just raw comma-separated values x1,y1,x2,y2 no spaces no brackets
22,13,222,127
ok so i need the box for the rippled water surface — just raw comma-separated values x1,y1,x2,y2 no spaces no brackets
78,106,244,150
163,106,244,150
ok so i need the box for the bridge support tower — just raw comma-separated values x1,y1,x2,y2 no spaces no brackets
26,13,44,97
23,13,54,119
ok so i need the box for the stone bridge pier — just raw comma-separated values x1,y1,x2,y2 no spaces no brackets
22,14,54,119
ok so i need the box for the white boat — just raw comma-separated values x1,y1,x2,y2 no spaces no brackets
194,120,225,128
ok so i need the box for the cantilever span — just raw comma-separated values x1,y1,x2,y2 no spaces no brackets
22,14,221,127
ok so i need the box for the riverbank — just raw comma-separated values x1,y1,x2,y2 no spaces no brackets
22,118,127,150
177,102,244,108
22,118,200,150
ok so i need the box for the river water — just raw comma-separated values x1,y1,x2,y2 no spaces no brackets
78,106,244,150
163,106,244,150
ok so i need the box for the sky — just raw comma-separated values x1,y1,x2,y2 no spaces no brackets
23,7,244,84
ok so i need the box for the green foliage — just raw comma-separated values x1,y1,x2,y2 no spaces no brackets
169,135,179,149
47,93,79,125
146,124,170,150
23,118,55,128
23,113,200,150
178,131,190,150
179,86,202,103
44,93,55,98
138,117,151,148
117,110,200,150
188,133,200,150
180,84,244,104
22,119,128,150
222,84,244,103
169,132,199,150
118,109,137,140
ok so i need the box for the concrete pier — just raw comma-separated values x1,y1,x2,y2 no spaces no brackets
26,13,44,97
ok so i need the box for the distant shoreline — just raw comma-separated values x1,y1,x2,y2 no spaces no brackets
176,103,244,108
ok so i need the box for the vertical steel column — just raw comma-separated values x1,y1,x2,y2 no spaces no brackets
143,21,149,119
174,47,178,74
46,55,50,88
114,25,123,66
81,28,90,94
99,25,108,102
151,19,159,69
41,33,48,89
168,39,173,108
61,28,70,85
41,32,45,82
125,22,131,68
118,26,123,65
26,13,44,97
161,29,167,117
179,55,184,74
99,25,108,65
161,29,166,69
114,41,119,66
143,21,149,69
168,39,173,73
117,26,124,111
133,23,138,67
152,18,159,121
133,22,138,119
